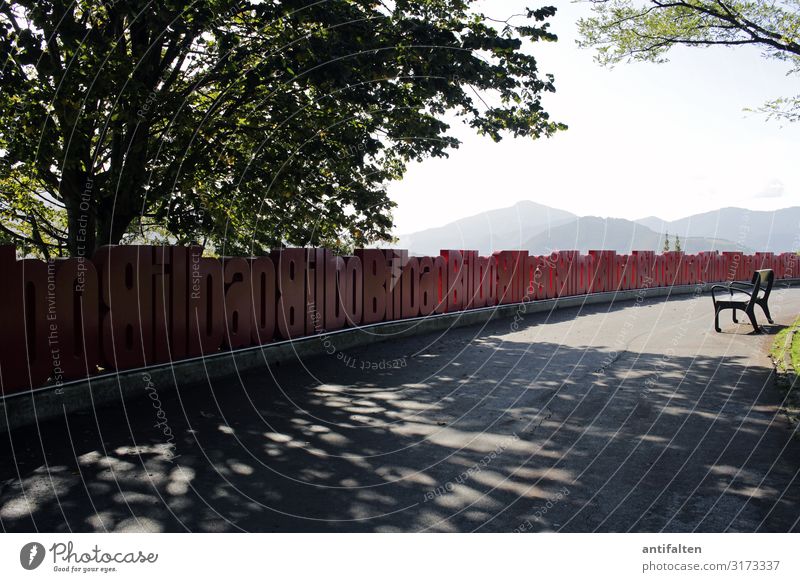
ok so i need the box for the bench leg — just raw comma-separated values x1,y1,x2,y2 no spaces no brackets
714,307,722,333
747,310,761,333
760,302,774,324
732,308,738,324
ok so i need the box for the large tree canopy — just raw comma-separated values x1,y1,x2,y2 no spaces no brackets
578,0,800,122
0,0,565,258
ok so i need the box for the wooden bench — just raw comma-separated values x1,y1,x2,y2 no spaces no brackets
711,269,775,333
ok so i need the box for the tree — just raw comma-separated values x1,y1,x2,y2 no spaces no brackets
674,234,682,252
663,231,670,253
578,0,800,122
1,1,566,258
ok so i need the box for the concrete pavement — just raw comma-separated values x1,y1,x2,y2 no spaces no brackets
2,286,800,532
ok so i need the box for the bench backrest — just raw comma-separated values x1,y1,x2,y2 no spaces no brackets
752,269,774,301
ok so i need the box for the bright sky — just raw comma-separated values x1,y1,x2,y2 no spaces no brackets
388,0,800,235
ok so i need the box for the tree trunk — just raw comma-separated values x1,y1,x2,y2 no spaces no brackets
92,118,150,251
62,170,97,258
96,209,135,249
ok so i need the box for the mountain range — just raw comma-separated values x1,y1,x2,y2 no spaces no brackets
395,201,800,256
395,201,576,256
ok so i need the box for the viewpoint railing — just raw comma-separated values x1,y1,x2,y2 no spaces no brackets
0,245,797,395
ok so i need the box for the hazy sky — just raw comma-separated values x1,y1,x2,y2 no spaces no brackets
388,0,800,235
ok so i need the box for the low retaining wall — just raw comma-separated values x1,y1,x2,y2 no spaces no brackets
3,279,799,433
3,245,799,397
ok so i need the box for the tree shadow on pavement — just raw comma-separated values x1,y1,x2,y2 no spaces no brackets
1,295,799,533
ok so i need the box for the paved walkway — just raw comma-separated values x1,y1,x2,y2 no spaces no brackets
2,287,800,532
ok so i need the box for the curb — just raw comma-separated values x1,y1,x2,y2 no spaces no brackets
3,279,799,433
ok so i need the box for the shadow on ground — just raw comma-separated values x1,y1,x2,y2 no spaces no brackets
1,294,799,532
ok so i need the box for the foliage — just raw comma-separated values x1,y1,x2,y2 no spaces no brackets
0,1,565,257
578,0,800,123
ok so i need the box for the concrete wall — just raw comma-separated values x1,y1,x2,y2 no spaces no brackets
4,279,797,433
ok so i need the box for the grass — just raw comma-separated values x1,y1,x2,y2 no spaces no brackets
770,317,800,431
770,317,800,374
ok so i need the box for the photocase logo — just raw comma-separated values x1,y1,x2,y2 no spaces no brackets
20,542,46,570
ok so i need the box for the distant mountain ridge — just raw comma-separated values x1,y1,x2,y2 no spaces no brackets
634,207,800,253
396,201,576,256
397,201,798,255
523,216,752,255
